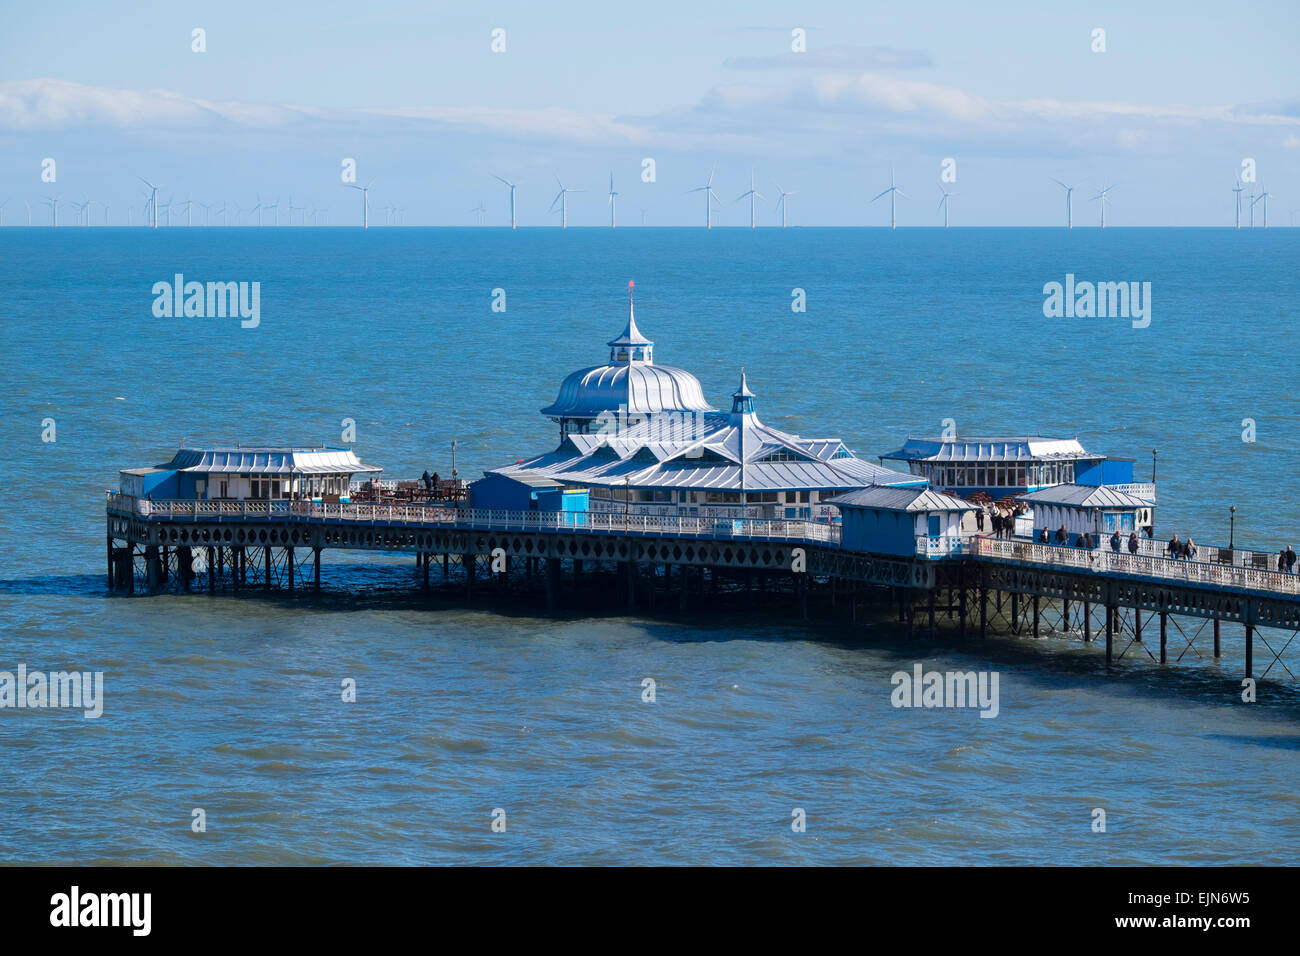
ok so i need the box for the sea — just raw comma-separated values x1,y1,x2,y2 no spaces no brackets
1,226,1298,865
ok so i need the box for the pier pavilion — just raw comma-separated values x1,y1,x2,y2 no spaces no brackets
880,436,1155,505
474,290,922,520
119,446,382,504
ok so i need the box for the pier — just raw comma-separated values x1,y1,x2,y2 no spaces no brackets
105,492,1300,684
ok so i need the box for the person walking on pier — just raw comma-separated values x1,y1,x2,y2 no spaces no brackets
1280,550,1288,572
1039,527,1050,544
1054,525,1068,545
1168,534,1182,560
1110,530,1121,552
1185,538,1197,561
1128,531,1140,554
1287,545,1296,573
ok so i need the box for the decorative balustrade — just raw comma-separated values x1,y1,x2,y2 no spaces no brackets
976,536,1300,596
106,493,841,544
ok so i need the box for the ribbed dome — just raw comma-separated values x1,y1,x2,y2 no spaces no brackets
542,362,714,421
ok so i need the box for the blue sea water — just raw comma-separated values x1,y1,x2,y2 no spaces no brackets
1,226,1298,865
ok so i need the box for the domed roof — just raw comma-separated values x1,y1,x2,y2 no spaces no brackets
542,362,714,421
542,284,715,422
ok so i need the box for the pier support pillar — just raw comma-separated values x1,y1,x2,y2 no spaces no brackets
178,546,193,589
231,547,240,593
315,548,322,591
1105,604,1114,665
287,547,295,591
1245,624,1253,678
239,547,246,586
464,554,475,598
145,545,160,593
1213,618,1221,658
422,551,429,591
678,565,688,613
1083,601,1091,643
442,553,449,579
107,536,115,590
264,547,272,591
1010,592,1019,634
626,560,636,611
1135,607,1143,643
208,547,217,592
1032,593,1039,639
1062,598,1070,631
545,557,559,611
979,583,987,639
1159,611,1168,664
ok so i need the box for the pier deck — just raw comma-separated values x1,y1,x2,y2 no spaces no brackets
106,493,1300,683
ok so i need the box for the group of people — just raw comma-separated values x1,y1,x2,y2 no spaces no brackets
420,470,441,492
1037,525,1142,554
1166,534,1198,561
1278,546,1297,572
979,503,1028,539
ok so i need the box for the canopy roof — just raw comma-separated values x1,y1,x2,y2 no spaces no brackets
1019,483,1152,509
161,446,383,475
824,486,977,513
502,375,920,493
881,436,1096,463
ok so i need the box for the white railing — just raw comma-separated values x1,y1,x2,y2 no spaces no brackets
1110,482,1157,501
977,536,1300,597
106,493,841,544
916,535,974,558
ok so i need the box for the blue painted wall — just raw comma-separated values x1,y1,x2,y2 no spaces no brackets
838,506,915,556
1077,458,1135,486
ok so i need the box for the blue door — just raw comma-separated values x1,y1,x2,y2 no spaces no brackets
927,515,941,538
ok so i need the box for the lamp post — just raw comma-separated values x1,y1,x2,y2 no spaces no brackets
1151,448,1157,484
1229,506,1236,551
451,440,457,481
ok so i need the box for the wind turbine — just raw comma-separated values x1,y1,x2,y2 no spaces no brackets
1259,187,1271,228
345,180,374,228
288,196,305,225
469,201,487,225
138,178,163,228
1052,178,1075,228
177,196,193,227
264,197,280,226
607,172,618,227
25,200,31,226
102,202,110,226
550,176,583,228
492,175,517,229
45,195,62,227
1091,181,1115,228
0,200,6,226
870,167,908,229
159,196,172,227
1250,189,1266,228
71,197,88,226
773,182,795,228
688,165,720,229
937,184,956,228
199,201,213,226
735,169,763,228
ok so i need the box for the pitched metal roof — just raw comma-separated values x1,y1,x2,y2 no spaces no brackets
824,486,977,512
541,362,715,420
1019,483,1152,508
163,447,382,475
880,436,1095,462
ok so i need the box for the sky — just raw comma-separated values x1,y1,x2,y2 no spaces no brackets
2,0,1298,226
